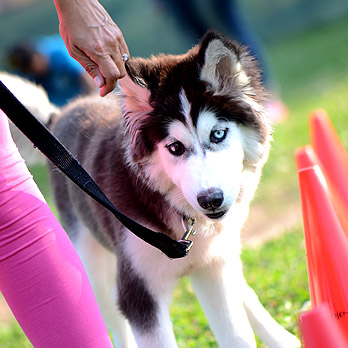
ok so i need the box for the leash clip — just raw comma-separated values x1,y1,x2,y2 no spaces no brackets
178,216,196,253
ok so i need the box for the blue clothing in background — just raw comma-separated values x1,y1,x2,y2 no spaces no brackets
34,35,84,106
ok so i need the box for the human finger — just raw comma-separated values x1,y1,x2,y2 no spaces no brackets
98,55,122,97
70,43,109,90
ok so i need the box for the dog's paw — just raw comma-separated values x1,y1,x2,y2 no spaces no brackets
273,332,301,348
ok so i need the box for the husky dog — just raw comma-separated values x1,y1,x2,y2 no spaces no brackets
48,31,300,347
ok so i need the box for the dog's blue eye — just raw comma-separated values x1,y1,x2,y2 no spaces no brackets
210,129,228,143
166,141,185,156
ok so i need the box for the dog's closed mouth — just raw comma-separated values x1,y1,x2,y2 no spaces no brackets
206,210,227,219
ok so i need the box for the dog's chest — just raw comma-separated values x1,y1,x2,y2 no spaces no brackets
124,217,242,285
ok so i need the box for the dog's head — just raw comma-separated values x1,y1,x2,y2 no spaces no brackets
119,30,271,220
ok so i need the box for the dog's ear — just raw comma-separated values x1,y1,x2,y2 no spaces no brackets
198,31,250,96
119,72,153,162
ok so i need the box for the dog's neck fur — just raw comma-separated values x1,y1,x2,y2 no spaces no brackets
116,129,183,237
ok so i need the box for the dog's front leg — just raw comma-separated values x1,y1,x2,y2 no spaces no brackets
242,281,301,348
117,257,178,348
190,261,256,347
130,302,178,348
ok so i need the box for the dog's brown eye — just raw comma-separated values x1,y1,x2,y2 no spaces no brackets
166,141,185,156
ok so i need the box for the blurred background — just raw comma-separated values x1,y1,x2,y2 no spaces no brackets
1,0,348,346
1,0,347,228
1,0,348,61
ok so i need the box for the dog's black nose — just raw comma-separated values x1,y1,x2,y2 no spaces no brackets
197,188,224,210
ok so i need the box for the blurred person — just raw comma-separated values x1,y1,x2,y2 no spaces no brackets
156,0,288,122
7,34,96,106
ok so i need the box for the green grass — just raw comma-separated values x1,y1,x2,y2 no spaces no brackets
0,321,33,348
241,229,309,343
28,164,52,203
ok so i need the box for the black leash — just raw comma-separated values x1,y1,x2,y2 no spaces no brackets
0,80,190,259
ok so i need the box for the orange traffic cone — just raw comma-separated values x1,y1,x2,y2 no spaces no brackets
300,304,347,347
309,109,348,240
295,145,348,342
310,109,348,213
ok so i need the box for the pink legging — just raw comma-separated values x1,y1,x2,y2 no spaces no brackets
0,110,113,347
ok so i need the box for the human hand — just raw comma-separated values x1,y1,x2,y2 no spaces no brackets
54,0,129,97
